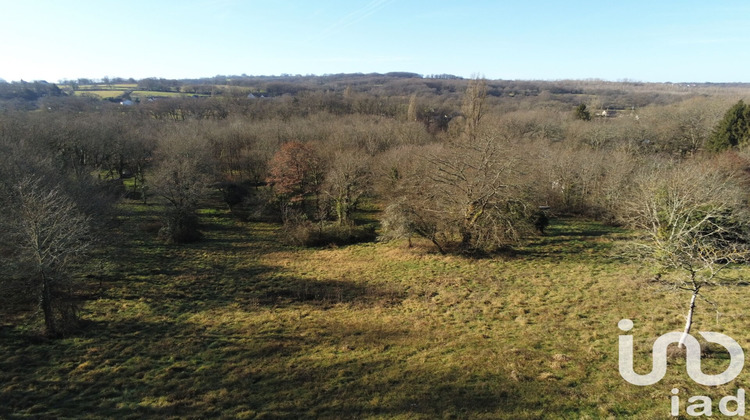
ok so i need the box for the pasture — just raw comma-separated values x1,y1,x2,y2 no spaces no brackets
3,196,749,419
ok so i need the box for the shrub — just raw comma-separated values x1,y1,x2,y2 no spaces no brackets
158,211,203,243
281,221,376,247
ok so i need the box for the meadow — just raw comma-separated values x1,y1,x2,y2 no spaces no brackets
72,84,199,101
3,193,749,419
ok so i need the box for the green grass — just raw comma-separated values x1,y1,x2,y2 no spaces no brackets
73,84,138,90
74,90,194,100
75,90,127,99
3,200,750,419
67,83,206,100
130,91,191,98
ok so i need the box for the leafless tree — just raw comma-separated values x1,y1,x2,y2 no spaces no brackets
406,93,418,122
323,150,371,225
150,125,216,243
377,144,446,252
380,79,535,253
380,134,534,254
622,161,750,347
460,78,487,142
643,97,727,156
540,144,639,220
6,178,91,336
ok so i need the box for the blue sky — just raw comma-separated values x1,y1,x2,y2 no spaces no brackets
1,0,749,83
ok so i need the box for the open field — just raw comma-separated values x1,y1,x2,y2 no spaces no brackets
73,90,198,100
74,84,139,91
66,83,212,100
3,196,750,419
75,90,127,99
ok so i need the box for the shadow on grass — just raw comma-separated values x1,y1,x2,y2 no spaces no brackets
0,203,576,419
133,268,407,320
214,351,559,419
513,218,626,261
1,314,553,419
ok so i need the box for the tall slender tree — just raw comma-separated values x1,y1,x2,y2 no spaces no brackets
460,78,487,142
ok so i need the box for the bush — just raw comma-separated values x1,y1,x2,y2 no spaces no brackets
234,186,281,222
217,182,251,207
281,221,376,247
158,211,203,243
532,210,549,234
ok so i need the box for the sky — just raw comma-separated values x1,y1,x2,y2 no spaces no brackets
1,0,749,83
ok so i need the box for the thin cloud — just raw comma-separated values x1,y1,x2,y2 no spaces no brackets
318,0,395,40
312,54,413,64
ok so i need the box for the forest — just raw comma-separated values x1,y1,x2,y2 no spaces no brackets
3,73,750,418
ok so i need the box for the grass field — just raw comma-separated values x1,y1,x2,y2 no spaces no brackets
75,90,127,99
2,198,750,419
74,84,139,90
74,90,193,100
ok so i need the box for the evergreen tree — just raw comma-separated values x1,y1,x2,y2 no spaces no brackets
574,103,591,121
707,100,750,152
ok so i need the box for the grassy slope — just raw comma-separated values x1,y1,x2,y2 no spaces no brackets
2,200,750,419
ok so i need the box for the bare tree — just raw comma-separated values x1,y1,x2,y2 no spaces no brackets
377,144,448,253
648,97,726,156
380,78,534,254
460,78,487,142
381,134,534,254
381,195,447,253
151,125,216,243
435,137,529,250
622,161,750,347
540,144,639,220
323,150,371,225
7,178,91,336
406,93,418,122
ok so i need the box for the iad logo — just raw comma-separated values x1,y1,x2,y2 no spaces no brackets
618,319,746,417
618,319,744,386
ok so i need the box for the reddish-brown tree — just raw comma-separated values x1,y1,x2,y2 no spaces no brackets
266,141,324,205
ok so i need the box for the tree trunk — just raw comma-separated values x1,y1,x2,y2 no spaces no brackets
678,289,699,348
40,272,56,336
431,238,446,255
336,199,346,225
460,227,472,248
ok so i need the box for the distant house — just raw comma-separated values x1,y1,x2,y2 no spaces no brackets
247,93,257,99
